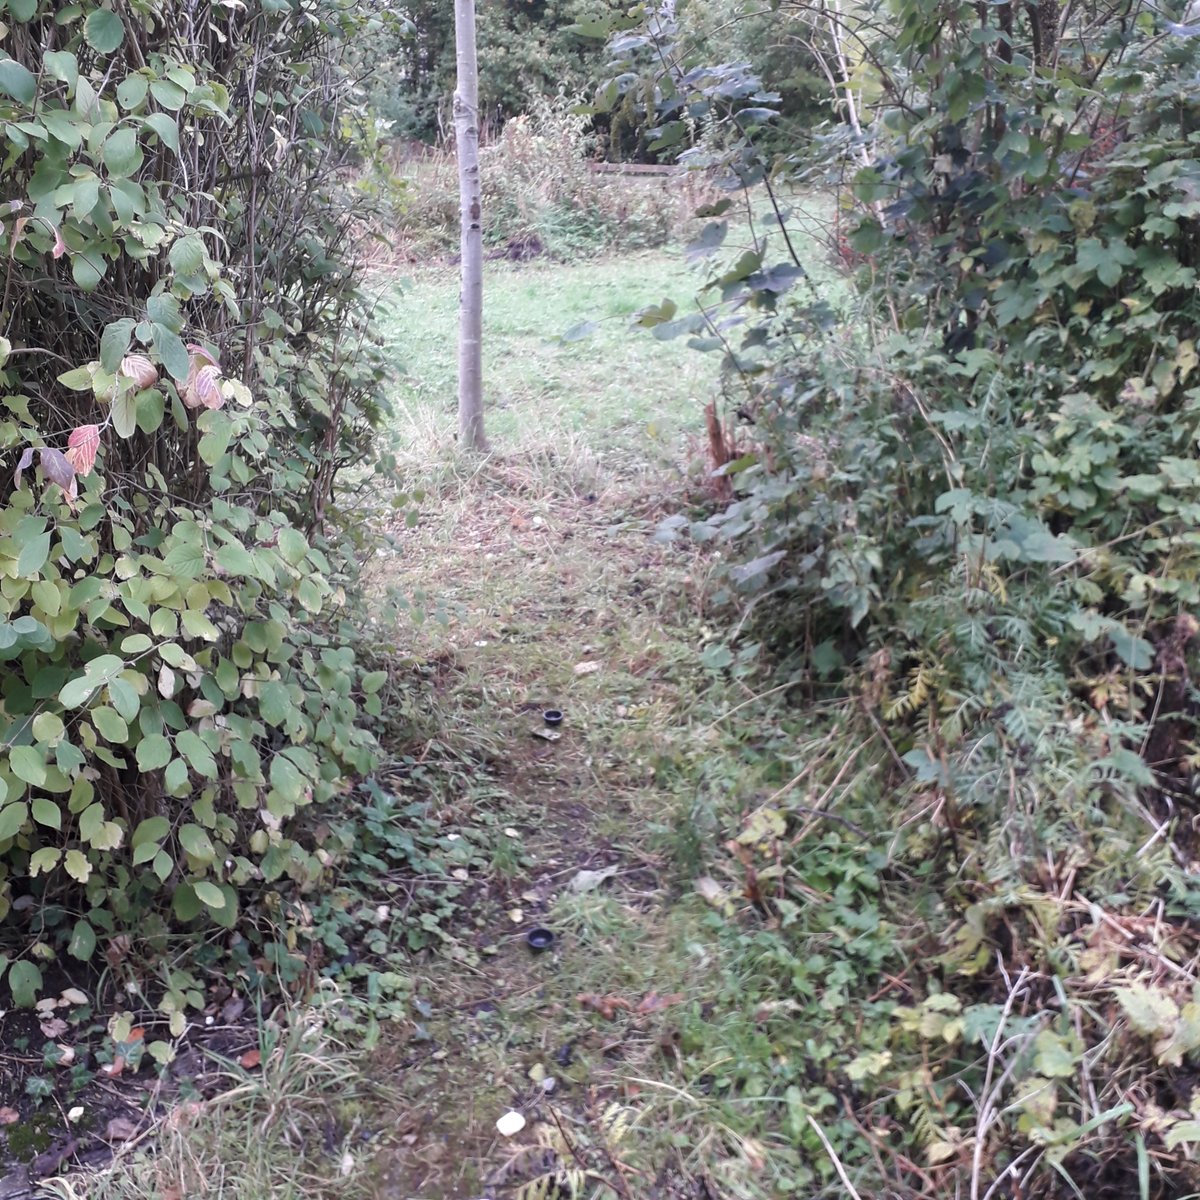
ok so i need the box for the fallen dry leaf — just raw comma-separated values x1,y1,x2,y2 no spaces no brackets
567,865,619,894
39,1018,68,1038
577,993,635,1020
60,988,88,1007
100,1056,125,1078
239,1048,262,1069
105,1116,138,1142
166,1101,204,1132
636,991,685,1014
0,1106,18,1126
574,660,601,676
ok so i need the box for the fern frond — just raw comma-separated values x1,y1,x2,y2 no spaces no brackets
885,665,934,720
598,1102,631,1147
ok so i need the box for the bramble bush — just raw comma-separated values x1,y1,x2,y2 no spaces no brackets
0,0,394,1018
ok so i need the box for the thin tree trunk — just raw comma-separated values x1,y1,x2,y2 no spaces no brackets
454,0,486,450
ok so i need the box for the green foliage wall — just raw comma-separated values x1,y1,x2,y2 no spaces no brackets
358,0,626,143
0,0,390,1012
600,2,1200,1194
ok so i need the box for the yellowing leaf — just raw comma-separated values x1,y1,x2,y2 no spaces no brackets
1114,983,1179,1038
64,849,91,883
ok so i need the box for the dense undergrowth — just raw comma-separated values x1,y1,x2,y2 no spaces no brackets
0,0,401,1035
593,1,1200,1196
382,93,712,261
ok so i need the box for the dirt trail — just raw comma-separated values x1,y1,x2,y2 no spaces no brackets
366,460,715,1200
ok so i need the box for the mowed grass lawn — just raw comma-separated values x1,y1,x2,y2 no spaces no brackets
377,250,719,470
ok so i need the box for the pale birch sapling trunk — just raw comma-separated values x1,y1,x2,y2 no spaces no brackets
454,0,486,450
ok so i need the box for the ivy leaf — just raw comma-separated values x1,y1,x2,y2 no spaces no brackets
7,960,42,1008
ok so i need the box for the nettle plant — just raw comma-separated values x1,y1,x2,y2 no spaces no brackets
0,0,392,1012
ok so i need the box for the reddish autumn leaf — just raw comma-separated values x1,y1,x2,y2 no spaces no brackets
65,424,100,476
187,342,219,369
120,354,157,389
127,1026,145,1043
39,447,75,491
100,1056,125,1078
39,447,79,508
184,363,224,410
0,1106,18,1126
577,993,635,1020
636,991,685,1014
239,1048,261,1069
52,224,66,259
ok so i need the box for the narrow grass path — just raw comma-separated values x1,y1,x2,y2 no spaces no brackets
367,254,782,1199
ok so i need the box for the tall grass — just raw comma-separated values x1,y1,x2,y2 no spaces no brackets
379,93,714,260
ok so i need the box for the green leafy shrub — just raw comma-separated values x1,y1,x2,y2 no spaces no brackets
0,0,392,1013
603,2,1200,1195
389,92,711,258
